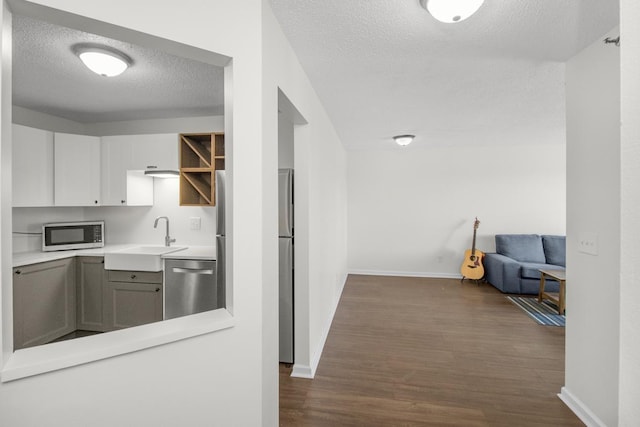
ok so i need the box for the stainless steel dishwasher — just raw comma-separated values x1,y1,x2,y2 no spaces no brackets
164,259,222,319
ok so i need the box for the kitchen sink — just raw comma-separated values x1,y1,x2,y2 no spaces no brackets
104,246,187,272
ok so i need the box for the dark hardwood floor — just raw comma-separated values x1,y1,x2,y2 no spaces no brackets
279,275,583,426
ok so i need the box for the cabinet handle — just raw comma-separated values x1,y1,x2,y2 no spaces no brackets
155,287,160,292
94,200,98,204
131,274,137,280
15,270,21,275
121,200,126,204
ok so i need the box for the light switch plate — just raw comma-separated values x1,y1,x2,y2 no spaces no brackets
578,232,598,255
190,217,201,231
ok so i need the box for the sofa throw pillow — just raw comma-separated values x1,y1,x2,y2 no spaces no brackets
542,235,566,267
495,234,546,263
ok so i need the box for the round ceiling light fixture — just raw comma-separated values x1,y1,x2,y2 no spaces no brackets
393,134,415,146
420,0,485,23
72,43,132,77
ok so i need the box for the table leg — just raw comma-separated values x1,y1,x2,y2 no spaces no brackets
538,274,546,303
558,280,566,315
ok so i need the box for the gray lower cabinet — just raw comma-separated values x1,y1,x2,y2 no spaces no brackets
76,256,107,332
104,270,163,331
13,258,76,350
13,258,164,349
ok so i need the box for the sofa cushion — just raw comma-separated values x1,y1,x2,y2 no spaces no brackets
542,235,566,267
495,234,546,263
519,262,563,280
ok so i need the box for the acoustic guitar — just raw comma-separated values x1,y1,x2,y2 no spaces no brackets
460,218,485,280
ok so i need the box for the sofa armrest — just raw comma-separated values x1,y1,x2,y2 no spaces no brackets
484,253,522,293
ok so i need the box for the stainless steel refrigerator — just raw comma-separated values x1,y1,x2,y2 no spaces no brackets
279,168,294,363
216,169,294,363
215,170,227,310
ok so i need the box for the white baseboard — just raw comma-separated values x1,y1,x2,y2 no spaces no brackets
290,272,347,379
290,364,313,378
559,387,608,427
348,269,461,279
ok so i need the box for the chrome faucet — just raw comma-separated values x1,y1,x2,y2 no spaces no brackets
154,216,176,247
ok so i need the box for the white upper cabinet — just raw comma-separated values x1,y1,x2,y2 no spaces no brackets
101,135,153,206
54,132,102,206
12,124,54,207
101,135,131,206
13,128,177,208
130,134,179,171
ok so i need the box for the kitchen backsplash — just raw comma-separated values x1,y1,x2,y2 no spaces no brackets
13,178,216,253
13,207,86,253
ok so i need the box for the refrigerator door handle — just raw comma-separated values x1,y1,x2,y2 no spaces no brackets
215,170,226,234
216,235,226,309
278,169,293,237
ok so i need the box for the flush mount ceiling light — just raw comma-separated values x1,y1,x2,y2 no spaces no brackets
73,43,132,77
420,0,485,23
393,135,415,146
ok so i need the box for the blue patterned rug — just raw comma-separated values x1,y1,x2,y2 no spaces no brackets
507,296,565,327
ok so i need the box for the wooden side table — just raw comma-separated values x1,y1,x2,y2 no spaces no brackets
538,269,566,315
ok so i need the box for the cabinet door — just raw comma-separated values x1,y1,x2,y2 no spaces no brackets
125,171,154,206
101,136,154,206
104,281,162,331
130,134,179,171
13,258,76,350
12,124,54,207
54,132,101,206
101,136,131,206
76,257,107,332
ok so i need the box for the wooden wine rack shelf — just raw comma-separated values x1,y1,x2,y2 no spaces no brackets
179,132,224,206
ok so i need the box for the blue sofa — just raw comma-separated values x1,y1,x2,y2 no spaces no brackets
484,234,565,294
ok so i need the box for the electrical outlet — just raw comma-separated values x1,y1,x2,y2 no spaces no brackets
578,232,598,255
190,217,201,231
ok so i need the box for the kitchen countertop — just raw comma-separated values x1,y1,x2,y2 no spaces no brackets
13,244,216,268
161,246,216,260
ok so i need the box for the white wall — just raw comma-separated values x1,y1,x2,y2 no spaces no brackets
348,143,566,277
13,106,86,134
262,2,348,382
86,115,224,136
563,27,620,427
1,1,268,426
90,179,217,246
13,106,225,137
0,0,13,370
12,207,85,252
13,183,217,252
619,1,640,424
2,2,349,425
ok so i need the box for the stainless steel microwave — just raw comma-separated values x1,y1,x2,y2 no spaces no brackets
42,221,105,252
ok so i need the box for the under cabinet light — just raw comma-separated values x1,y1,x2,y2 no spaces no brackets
144,170,180,179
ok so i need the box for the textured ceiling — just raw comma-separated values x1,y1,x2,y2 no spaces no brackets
13,15,224,123
269,0,619,150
